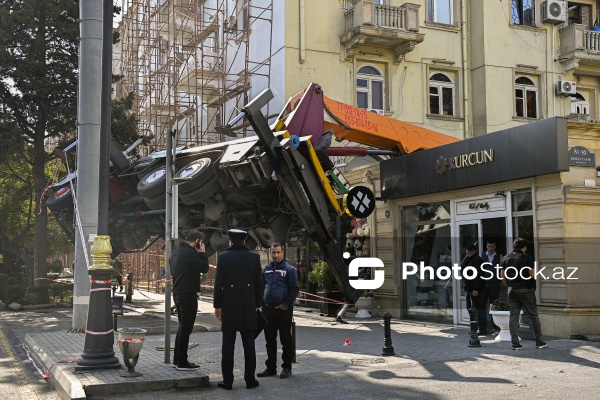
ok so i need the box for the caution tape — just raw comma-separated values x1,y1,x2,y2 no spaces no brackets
83,328,114,335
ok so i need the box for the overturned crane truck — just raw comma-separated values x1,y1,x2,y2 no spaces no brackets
47,82,457,308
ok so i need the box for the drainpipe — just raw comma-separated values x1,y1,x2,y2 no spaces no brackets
299,0,305,64
461,0,471,137
363,170,376,258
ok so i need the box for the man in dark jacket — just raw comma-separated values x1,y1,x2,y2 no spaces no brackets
257,243,299,379
481,239,503,330
500,238,546,350
171,230,209,370
462,244,486,335
213,229,263,390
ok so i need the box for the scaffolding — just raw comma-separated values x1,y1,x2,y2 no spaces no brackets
115,0,273,152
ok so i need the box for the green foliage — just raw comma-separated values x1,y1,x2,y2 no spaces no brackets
111,91,148,153
0,274,72,305
0,273,26,304
490,299,510,311
308,260,338,293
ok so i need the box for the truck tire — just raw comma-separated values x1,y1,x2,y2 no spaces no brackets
47,187,73,212
137,166,166,198
179,175,221,205
174,158,214,194
144,193,166,210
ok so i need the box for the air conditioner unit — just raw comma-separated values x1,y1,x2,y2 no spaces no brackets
367,109,384,115
542,1,567,24
557,80,577,96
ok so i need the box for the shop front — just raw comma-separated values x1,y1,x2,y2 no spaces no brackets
375,117,600,338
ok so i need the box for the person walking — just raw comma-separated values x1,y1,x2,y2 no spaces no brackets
257,243,299,379
213,229,263,390
481,239,503,330
461,244,486,335
171,230,209,370
500,238,546,350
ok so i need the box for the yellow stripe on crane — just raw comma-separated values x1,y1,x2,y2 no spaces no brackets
297,136,343,216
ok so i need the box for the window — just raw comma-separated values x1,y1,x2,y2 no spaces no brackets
428,0,453,24
356,65,384,113
568,3,593,29
515,76,537,118
429,72,455,116
511,0,535,26
571,93,590,115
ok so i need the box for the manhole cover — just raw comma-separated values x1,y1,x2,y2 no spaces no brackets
351,358,386,365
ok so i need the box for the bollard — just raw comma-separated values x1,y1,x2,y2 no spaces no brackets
291,319,297,363
381,312,395,356
467,304,481,347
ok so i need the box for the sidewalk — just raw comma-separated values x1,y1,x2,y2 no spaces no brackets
25,288,600,400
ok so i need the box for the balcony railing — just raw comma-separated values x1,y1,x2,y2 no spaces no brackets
344,1,419,32
559,23,600,70
341,1,423,64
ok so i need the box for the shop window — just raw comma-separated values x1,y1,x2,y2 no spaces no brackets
515,76,538,118
403,202,452,321
511,190,534,260
356,65,385,114
428,0,453,25
571,93,590,115
511,0,535,27
429,72,455,116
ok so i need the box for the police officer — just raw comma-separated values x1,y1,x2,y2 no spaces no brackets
257,242,299,379
213,229,263,390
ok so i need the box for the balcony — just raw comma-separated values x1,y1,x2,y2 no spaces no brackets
559,24,600,71
341,1,424,64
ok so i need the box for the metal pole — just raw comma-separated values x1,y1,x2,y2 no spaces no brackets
98,0,112,235
468,305,482,347
73,0,102,330
164,130,174,363
291,318,297,363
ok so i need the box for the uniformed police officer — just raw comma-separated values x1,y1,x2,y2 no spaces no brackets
213,229,263,390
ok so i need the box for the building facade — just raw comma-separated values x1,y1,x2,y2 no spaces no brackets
117,0,600,338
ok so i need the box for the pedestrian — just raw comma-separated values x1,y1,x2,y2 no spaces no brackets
481,239,503,330
111,258,124,293
213,229,263,390
257,242,299,379
461,244,486,335
500,238,546,350
171,230,209,370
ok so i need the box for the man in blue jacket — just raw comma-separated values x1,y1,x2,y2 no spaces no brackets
171,230,209,370
257,243,299,379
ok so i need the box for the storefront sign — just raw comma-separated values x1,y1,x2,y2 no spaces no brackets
435,149,494,176
381,117,569,199
456,197,506,215
568,146,595,167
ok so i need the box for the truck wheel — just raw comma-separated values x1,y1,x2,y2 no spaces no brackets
47,186,73,212
174,158,214,194
179,175,221,205
144,193,166,210
137,166,166,198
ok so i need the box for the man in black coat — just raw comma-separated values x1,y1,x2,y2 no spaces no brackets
462,244,486,335
213,229,263,390
171,230,209,370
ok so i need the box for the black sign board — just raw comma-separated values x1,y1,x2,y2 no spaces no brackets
568,146,596,167
380,117,569,200
343,185,376,218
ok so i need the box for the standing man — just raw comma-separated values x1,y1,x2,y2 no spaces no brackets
500,238,546,350
481,239,503,330
171,230,209,370
461,244,486,335
213,229,262,390
257,243,299,379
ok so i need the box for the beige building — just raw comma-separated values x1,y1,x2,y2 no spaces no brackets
117,0,600,338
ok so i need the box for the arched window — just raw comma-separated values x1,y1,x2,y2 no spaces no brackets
515,76,537,118
429,72,454,116
356,65,384,113
571,93,589,115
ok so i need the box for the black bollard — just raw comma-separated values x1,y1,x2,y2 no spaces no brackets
467,305,481,347
381,312,395,356
291,319,297,363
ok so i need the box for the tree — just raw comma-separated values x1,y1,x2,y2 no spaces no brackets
0,1,79,299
